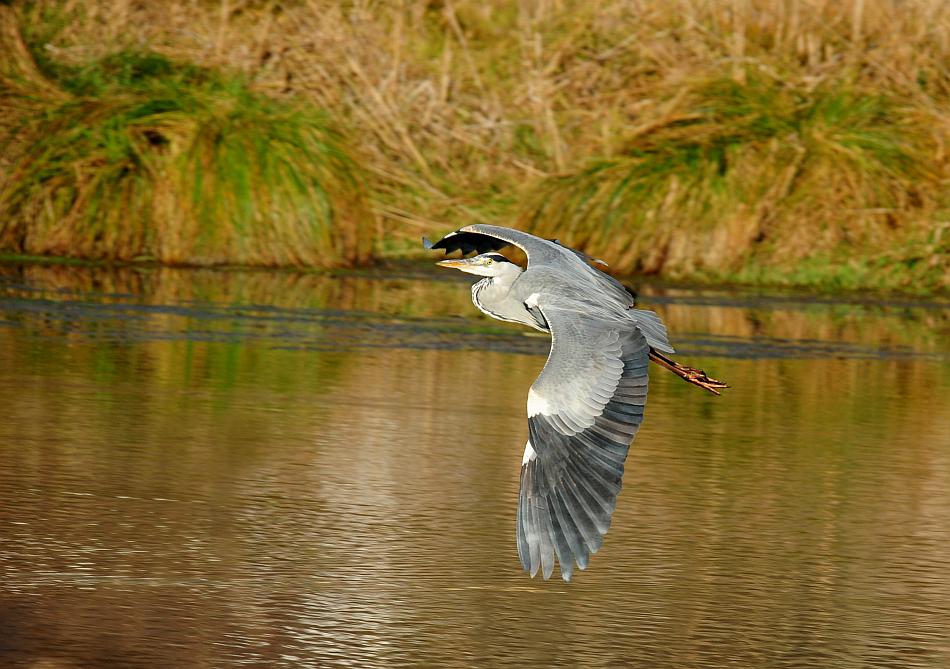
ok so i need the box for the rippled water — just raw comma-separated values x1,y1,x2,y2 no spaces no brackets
1,263,949,668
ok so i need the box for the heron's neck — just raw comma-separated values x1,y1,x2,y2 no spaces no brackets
474,265,520,302
486,266,521,291
472,268,546,331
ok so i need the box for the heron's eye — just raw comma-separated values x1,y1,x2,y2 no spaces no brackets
485,258,494,264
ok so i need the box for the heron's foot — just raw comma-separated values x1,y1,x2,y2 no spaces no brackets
677,365,729,395
648,350,729,396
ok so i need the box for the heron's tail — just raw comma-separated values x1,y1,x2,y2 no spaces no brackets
630,309,674,354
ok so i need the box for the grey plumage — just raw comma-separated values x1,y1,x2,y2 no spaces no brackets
427,224,676,581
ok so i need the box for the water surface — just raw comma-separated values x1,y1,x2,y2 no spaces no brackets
1,264,949,668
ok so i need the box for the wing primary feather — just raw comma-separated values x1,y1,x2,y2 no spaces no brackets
595,415,641,438
569,467,620,520
579,446,626,478
559,480,605,553
516,476,530,571
565,459,621,511
522,467,541,576
573,434,627,469
602,407,645,426
535,499,556,579
526,502,541,577
546,504,574,581
551,488,587,570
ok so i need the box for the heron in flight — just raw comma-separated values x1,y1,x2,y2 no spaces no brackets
425,224,727,582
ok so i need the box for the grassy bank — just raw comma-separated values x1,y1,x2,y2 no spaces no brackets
0,8,373,266
1,1,948,293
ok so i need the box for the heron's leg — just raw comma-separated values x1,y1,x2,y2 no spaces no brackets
648,349,728,396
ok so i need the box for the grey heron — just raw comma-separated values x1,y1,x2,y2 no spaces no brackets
425,224,727,582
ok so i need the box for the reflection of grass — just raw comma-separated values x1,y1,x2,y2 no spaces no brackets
1,39,371,267
0,253,101,266
3,262,945,353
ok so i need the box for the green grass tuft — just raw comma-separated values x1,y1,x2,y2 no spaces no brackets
526,74,944,291
0,43,372,267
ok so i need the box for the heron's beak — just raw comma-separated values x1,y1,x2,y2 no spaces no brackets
435,258,472,269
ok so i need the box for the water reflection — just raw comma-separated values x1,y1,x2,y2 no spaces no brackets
1,264,948,668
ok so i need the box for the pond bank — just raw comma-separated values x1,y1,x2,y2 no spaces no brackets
2,3,948,294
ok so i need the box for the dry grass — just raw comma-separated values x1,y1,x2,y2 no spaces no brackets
2,0,949,290
529,76,942,281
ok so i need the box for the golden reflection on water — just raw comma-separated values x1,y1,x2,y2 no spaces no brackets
1,264,949,668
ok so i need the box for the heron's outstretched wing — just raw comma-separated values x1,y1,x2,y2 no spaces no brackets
425,224,561,263
425,224,638,310
517,297,649,581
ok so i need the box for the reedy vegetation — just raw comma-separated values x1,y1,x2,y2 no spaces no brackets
1,0,948,291
0,7,372,266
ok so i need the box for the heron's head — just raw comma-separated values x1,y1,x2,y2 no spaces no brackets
436,253,520,277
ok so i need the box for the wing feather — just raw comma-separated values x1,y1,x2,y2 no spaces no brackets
516,296,651,581
547,507,575,582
